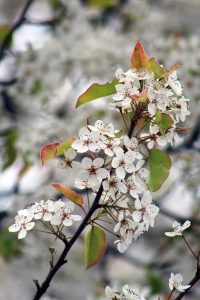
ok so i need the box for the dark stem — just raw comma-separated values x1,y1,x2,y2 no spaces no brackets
0,0,35,61
167,289,174,300
182,234,197,260
32,118,137,300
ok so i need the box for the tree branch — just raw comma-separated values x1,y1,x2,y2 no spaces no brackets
0,0,35,61
32,117,137,300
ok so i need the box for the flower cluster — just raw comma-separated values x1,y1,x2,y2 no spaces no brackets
105,284,147,300
113,67,190,148
105,272,191,300
9,199,82,239
68,118,159,253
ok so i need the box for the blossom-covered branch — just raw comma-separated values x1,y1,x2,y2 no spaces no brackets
8,41,191,299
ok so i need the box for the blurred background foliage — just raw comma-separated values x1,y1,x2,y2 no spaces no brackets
0,0,200,299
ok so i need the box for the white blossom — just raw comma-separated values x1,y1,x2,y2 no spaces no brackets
169,273,191,292
124,135,143,160
167,71,182,96
79,157,108,187
88,120,115,137
9,209,35,239
58,148,77,168
123,284,147,300
32,199,54,221
112,147,135,179
50,200,82,226
103,175,127,199
105,286,122,299
72,127,101,153
125,176,145,199
99,135,121,157
132,192,159,229
165,220,191,237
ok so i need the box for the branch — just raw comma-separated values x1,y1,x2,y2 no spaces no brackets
32,118,137,300
0,0,35,61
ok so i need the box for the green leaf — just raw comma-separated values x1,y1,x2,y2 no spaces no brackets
84,225,106,269
156,112,173,134
51,183,83,206
149,57,166,79
2,128,18,170
76,79,118,108
86,0,118,8
146,270,164,295
56,138,75,156
0,228,22,261
148,149,171,191
0,26,12,47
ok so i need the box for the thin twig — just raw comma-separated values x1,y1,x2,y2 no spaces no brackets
0,0,35,61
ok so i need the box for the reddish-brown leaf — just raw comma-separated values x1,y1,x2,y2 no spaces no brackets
52,183,83,206
40,142,60,166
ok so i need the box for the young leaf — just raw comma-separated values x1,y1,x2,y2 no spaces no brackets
131,90,148,103
40,142,60,166
84,225,106,269
156,112,173,134
0,26,12,47
148,149,171,191
51,183,83,206
56,138,75,156
131,41,151,71
149,57,166,79
76,79,118,108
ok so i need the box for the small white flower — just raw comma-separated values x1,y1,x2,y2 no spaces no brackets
79,157,108,187
103,175,127,199
171,97,190,122
9,209,35,239
131,160,149,187
105,286,122,299
32,199,54,221
114,232,133,253
88,120,115,137
169,273,190,292
72,127,101,153
112,147,135,179
132,192,159,230
75,174,100,191
58,148,76,168
113,81,138,103
122,284,147,300
124,135,143,160
50,201,82,226
165,220,191,237
167,71,182,96
99,135,121,157
125,176,145,199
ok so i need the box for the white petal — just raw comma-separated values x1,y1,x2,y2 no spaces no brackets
26,222,35,231
93,158,104,168
18,229,27,239
9,224,20,232
132,211,142,222
63,219,73,226
82,157,92,169
71,215,82,221
116,166,125,179
97,168,108,180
